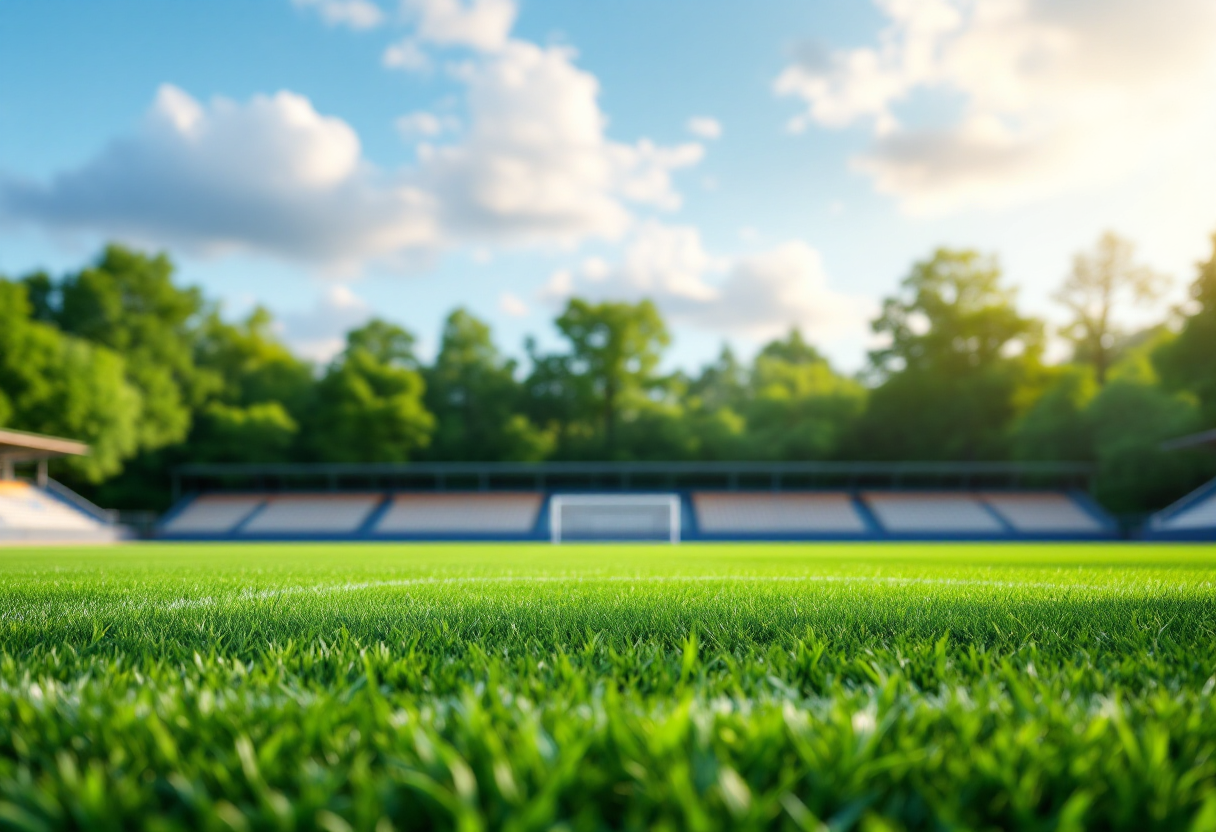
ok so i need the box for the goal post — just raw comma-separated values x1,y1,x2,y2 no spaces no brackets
549,494,680,544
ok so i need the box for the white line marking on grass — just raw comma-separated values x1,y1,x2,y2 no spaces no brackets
155,573,1212,611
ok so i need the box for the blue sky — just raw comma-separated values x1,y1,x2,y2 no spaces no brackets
3,0,1215,371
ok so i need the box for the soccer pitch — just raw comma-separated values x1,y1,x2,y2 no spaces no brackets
2,543,1216,830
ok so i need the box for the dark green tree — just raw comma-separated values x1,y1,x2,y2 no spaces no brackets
1155,233,1216,422
0,280,141,480
194,307,315,419
552,299,670,458
849,249,1043,460
1010,365,1098,462
52,245,216,452
345,318,418,369
303,323,434,463
424,309,550,461
1087,343,1210,513
742,329,866,460
185,308,315,464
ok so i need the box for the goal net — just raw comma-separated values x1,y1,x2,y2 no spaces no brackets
549,494,681,544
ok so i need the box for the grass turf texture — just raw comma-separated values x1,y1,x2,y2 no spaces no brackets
2,543,1216,832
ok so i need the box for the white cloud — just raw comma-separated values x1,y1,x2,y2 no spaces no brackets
395,111,457,138
2,42,702,267
293,0,385,30
544,222,873,343
403,0,516,52
418,41,703,246
498,290,529,317
0,85,439,269
775,0,1216,215
279,284,374,363
687,117,722,140
383,38,431,71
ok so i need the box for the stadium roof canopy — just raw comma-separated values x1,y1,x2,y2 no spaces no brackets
1160,428,1216,452
0,428,89,481
0,428,89,463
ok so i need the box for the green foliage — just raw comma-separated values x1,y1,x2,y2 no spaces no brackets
743,330,866,460
190,402,299,464
0,281,141,480
1,542,1215,830
305,334,434,463
1156,234,1216,421
852,249,1042,461
345,318,418,369
1011,365,1099,462
1055,232,1169,384
195,308,314,418
52,244,214,452
552,299,671,457
1087,344,1210,513
424,309,551,462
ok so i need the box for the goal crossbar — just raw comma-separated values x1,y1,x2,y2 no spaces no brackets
549,493,680,544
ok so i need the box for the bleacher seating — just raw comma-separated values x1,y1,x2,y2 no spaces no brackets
982,493,1106,534
864,492,1005,534
1151,480,1216,536
693,492,866,535
161,494,266,536
375,493,541,535
0,481,119,542
242,494,381,535
154,486,1121,541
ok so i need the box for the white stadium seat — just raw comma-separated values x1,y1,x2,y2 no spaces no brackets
1155,490,1216,531
242,494,381,534
983,493,1104,533
161,494,266,535
376,493,542,534
693,492,866,534
864,492,1004,534
0,481,119,541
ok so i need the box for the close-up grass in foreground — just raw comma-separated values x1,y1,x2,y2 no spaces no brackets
2,542,1216,831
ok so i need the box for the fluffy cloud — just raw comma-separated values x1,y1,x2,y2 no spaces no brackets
404,0,516,52
687,117,722,140
1,40,702,266
498,291,529,317
293,0,385,30
382,39,431,71
395,111,457,138
543,222,872,342
418,41,703,245
775,0,1216,215
0,85,439,268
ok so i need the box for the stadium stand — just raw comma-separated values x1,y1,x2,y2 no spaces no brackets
159,494,266,536
375,493,542,536
693,492,867,536
864,492,1005,535
0,428,124,543
0,481,121,542
159,462,1123,541
982,493,1109,535
1148,478,1216,540
242,494,381,536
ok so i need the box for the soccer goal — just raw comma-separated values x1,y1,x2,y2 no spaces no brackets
549,494,681,544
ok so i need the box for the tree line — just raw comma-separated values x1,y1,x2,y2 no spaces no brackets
2,231,1214,516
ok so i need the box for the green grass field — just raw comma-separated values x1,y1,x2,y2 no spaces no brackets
2,542,1216,832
